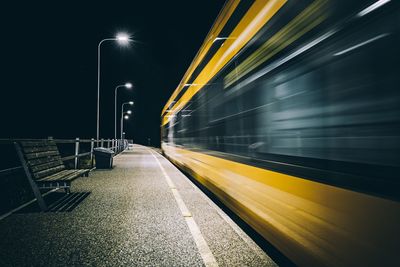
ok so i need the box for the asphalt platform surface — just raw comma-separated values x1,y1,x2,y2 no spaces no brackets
0,145,277,267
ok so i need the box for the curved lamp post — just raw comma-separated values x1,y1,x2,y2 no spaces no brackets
115,82,132,140
121,101,134,140
96,32,132,140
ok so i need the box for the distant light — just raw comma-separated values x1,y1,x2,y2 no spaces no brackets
333,33,390,56
357,0,390,17
125,83,132,88
124,115,129,120
126,110,132,114
128,101,134,105
116,32,130,45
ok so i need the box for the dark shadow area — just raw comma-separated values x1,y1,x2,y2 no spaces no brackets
16,191,91,213
171,161,297,267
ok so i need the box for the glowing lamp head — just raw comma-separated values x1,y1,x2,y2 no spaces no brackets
116,33,130,45
125,82,132,89
124,115,129,120
128,101,134,105
126,110,132,114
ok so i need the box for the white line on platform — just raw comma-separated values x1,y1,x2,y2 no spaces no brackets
149,149,219,267
185,177,276,265
148,146,276,265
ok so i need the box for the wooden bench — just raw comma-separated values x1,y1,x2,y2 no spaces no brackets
14,139,91,211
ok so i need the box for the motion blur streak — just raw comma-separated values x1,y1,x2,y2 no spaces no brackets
162,0,400,266
163,144,400,267
162,0,241,115
333,32,390,56
357,0,391,17
162,0,287,126
224,0,328,88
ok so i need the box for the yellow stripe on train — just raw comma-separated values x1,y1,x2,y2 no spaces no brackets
163,143,400,267
162,0,287,126
161,0,241,116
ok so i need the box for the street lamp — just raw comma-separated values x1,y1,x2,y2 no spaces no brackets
96,32,132,140
121,101,134,140
116,33,130,44
121,113,130,141
115,82,133,140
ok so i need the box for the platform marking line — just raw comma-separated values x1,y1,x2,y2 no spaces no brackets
184,176,277,265
159,149,275,265
149,150,219,267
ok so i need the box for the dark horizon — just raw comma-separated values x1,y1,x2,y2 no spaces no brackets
0,1,225,146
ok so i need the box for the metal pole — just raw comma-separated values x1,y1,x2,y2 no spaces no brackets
74,138,80,169
115,86,118,141
97,38,117,140
97,41,101,140
121,102,125,141
90,138,94,168
101,138,104,147
121,116,123,141
115,85,124,140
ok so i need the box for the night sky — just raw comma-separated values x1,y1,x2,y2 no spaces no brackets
0,1,225,146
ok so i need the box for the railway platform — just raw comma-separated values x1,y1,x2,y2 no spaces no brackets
0,145,277,266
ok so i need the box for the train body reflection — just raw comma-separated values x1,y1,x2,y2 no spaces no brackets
161,1,400,266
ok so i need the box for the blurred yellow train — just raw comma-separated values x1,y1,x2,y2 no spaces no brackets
161,0,400,266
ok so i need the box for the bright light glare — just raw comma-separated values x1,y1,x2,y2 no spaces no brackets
124,115,129,119
125,82,132,88
334,33,390,56
213,37,224,43
129,101,134,105
126,110,132,114
357,0,390,17
212,37,236,43
116,33,130,44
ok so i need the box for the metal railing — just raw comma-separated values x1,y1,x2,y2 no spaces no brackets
0,137,129,177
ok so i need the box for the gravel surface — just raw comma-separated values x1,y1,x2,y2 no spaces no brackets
0,145,277,267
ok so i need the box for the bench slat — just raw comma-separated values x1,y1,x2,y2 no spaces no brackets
27,155,63,167
37,169,78,182
22,145,58,154
59,171,83,181
21,141,56,147
34,165,65,180
36,169,74,182
25,151,60,160
37,169,88,182
30,161,64,173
